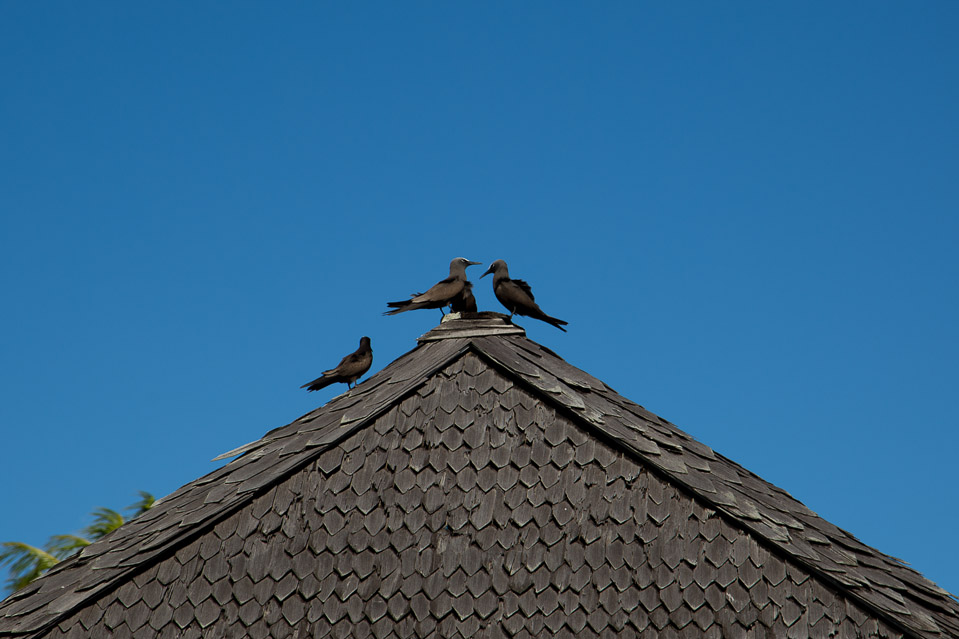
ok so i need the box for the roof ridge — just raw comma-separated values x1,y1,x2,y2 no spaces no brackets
2,323,957,638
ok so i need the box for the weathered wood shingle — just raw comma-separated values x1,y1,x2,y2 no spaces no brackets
1,317,956,638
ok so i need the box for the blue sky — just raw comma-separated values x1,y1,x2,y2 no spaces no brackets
2,3,957,595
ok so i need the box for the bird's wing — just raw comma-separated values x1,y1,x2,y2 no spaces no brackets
496,279,534,313
511,278,535,301
324,350,359,375
337,350,373,378
341,351,366,367
411,277,463,303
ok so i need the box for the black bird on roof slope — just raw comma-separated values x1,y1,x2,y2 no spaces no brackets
482,259,568,331
301,337,373,391
385,257,482,317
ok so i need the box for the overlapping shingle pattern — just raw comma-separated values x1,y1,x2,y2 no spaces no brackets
465,336,959,638
0,337,472,637
1,355,908,639
1,318,956,638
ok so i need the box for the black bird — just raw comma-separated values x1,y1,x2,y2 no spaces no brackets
385,257,482,316
450,281,477,314
301,337,373,391
481,259,568,331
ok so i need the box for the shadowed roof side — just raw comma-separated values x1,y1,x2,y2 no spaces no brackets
0,317,956,638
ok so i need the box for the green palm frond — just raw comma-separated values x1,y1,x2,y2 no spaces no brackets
46,534,91,560
128,491,155,517
83,508,125,540
0,542,59,592
2,491,156,593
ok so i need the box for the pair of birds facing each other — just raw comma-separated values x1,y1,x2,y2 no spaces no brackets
303,257,567,393
385,257,568,331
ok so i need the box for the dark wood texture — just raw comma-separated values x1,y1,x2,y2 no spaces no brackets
1,317,956,638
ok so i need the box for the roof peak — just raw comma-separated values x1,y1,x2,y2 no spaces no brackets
417,312,526,342
4,324,958,638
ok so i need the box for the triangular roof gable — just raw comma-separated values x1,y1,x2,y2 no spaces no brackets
1,318,956,638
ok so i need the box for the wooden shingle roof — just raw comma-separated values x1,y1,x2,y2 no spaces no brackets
1,315,957,638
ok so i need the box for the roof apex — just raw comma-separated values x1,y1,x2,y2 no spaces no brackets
417,313,526,342
3,327,958,638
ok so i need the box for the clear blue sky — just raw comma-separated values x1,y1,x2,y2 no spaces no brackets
2,3,957,595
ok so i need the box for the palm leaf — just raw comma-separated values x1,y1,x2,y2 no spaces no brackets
1,491,155,593
83,508,125,540
128,491,155,517
46,534,91,560
0,542,59,592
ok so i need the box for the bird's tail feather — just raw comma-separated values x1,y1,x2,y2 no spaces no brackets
387,292,425,309
301,375,333,391
383,307,409,316
540,313,568,332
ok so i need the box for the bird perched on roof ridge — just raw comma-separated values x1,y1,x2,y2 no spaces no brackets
449,281,477,314
385,257,482,317
301,336,373,391
482,259,568,331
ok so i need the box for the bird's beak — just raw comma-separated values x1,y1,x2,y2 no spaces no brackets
481,265,494,278
466,260,482,267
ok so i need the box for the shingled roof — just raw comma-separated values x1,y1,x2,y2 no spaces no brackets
2,315,957,639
